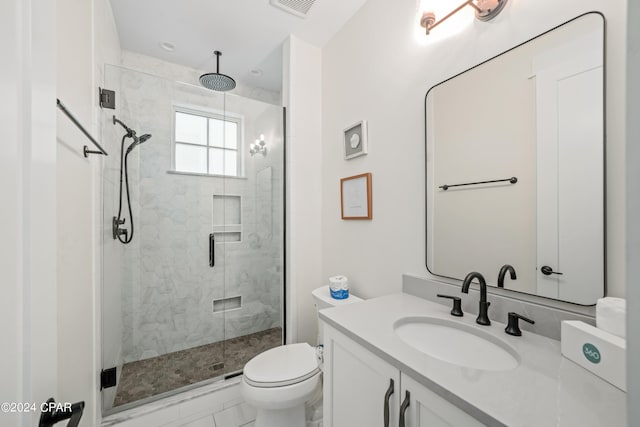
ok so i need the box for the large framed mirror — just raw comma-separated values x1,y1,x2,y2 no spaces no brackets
425,12,605,306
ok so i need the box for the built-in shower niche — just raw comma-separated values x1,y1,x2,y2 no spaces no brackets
212,194,242,242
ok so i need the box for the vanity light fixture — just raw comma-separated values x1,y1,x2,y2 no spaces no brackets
250,134,267,156
420,0,508,35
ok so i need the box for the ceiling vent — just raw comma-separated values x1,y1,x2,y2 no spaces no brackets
269,0,317,18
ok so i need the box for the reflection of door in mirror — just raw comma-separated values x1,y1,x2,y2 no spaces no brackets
534,22,604,304
425,13,604,305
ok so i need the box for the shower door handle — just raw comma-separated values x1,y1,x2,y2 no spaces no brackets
209,233,215,268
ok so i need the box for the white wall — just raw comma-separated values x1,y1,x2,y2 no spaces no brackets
320,0,627,306
56,0,96,423
0,3,24,422
56,0,121,424
283,36,323,345
626,0,639,422
0,0,57,426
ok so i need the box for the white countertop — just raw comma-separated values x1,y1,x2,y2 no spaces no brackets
319,293,627,427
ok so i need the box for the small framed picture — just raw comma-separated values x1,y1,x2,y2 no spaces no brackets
343,120,368,160
340,173,372,220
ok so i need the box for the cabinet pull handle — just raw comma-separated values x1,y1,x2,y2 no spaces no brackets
209,233,215,268
399,390,410,427
383,378,394,427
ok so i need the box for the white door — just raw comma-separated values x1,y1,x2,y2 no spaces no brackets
534,23,604,304
323,325,401,427
401,375,485,427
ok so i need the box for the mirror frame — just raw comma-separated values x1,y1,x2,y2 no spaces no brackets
424,11,607,306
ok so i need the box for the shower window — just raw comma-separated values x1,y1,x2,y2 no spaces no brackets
173,107,243,177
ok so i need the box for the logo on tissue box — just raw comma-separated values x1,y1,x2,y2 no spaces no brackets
582,343,601,364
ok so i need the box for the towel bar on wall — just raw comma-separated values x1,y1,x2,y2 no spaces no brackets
56,98,108,158
439,176,517,191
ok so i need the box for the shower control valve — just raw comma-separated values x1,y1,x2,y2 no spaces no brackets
112,216,127,240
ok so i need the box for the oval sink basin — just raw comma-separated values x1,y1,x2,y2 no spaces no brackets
394,316,520,371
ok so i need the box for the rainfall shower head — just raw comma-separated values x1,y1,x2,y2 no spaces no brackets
126,133,152,154
199,51,236,92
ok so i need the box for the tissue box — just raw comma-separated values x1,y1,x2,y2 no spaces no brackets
561,321,626,391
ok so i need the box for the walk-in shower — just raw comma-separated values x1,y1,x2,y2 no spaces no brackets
100,64,285,413
112,115,152,244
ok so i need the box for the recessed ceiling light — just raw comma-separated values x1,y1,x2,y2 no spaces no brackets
250,68,263,77
159,41,176,52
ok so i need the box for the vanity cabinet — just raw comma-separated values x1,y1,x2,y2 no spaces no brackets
323,325,401,427
323,324,484,427
401,375,484,427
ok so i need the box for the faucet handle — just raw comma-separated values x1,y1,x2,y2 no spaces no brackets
437,294,463,317
505,312,535,336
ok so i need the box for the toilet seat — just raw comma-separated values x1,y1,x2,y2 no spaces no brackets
243,343,320,388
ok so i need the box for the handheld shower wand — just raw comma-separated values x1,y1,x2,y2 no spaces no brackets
126,134,152,154
112,116,152,244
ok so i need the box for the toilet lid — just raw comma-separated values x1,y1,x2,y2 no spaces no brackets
243,343,320,388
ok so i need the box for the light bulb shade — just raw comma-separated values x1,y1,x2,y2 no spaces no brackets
421,11,436,34
249,135,267,156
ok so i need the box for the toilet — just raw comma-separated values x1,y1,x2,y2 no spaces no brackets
241,285,363,427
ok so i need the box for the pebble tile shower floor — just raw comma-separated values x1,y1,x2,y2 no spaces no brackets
113,328,282,407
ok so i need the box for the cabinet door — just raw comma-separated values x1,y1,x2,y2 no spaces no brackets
400,375,485,427
323,324,401,427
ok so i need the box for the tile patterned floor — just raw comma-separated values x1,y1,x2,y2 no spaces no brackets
170,402,257,427
113,328,282,407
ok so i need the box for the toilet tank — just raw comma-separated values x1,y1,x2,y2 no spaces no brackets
312,286,362,345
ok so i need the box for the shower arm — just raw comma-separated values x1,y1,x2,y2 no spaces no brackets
113,115,136,137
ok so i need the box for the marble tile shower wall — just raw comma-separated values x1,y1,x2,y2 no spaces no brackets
104,66,283,364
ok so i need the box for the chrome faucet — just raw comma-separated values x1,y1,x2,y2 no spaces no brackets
461,272,491,325
497,264,517,288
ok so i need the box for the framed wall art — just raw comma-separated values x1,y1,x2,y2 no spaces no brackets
343,120,368,160
340,173,372,220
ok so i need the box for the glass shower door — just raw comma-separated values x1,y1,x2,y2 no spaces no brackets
100,65,228,412
100,65,285,415
220,94,285,377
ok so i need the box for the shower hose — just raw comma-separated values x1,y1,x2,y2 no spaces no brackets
115,133,135,244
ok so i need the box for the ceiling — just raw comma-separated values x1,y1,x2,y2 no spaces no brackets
109,0,368,93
